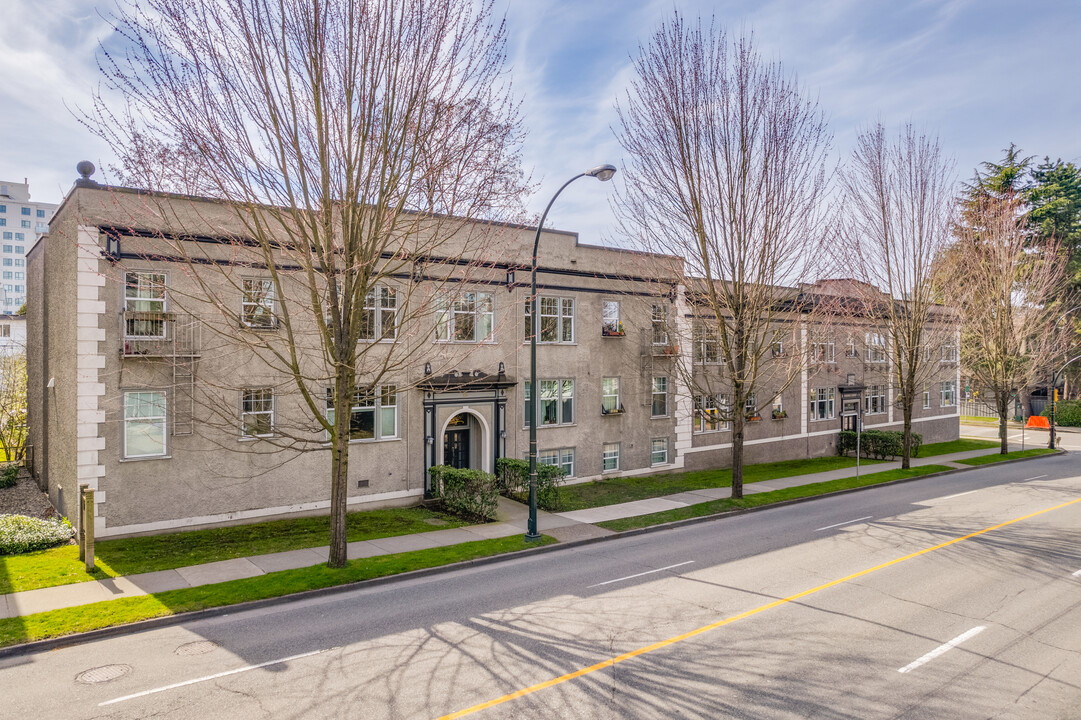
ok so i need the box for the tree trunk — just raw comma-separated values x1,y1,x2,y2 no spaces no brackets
327,368,353,568
731,412,745,499
998,393,1009,455
901,404,913,469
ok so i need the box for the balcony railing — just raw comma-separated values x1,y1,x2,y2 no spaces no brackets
120,311,200,357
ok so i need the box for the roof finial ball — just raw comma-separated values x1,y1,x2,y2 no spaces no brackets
75,161,100,189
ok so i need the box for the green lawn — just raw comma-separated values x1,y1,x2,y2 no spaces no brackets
956,448,1059,466
558,456,887,511
961,415,998,423
0,506,467,595
915,439,999,457
597,465,953,532
0,534,557,648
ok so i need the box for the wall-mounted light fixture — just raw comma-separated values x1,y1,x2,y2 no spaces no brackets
506,270,515,289
425,435,434,446
424,362,432,376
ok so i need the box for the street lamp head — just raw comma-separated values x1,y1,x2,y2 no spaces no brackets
585,164,617,182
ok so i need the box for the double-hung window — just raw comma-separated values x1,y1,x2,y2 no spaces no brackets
812,339,835,363
36,209,45,218
538,448,575,477
651,377,668,417
940,341,958,363
940,381,956,407
524,379,574,426
866,332,887,362
437,291,493,342
602,442,620,471
241,389,274,437
19,207,29,216
865,384,886,414
601,377,622,414
359,285,398,341
525,296,574,343
693,322,719,364
922,386,931,409
124,271,166,337
693,394,729,433
810,387,835,421
124,391,167,458
602,300,623,336
651,438,669,465
326,385,398,441
241,278,275,328
651,304,668,346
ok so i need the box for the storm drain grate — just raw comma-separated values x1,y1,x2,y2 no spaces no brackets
76,664,131,684
175,640,219,656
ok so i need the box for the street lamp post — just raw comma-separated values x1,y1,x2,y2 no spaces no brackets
526,164,617,540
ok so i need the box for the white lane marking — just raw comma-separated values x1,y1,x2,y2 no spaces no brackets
898,626,986,674
1071,569,1081,577
587,561,695,588
1022,475,1048,482
939,490,978,500
814,516,873,532
99,648,332,706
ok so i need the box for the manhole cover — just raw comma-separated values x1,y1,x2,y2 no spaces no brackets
76,664,131,684
175,640,219,656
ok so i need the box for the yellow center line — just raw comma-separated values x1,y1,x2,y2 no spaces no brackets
437,495,1081,719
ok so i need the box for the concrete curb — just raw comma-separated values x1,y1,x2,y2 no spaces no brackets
0,449,1064,659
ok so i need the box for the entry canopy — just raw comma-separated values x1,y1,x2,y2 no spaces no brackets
419,368,518,392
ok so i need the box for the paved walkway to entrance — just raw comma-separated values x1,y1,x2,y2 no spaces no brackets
0,443,1024,621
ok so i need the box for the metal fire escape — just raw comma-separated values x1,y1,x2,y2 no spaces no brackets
119,311,202,435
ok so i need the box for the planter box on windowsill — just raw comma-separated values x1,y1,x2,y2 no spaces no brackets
746,415,762,422
601,406,626,416
601,329,626,337
771,411,788,420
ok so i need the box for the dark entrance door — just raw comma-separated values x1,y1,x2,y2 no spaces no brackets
444,429,471,469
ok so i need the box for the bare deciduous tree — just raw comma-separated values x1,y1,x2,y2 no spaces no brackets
83,0,531,566
614,17,831,498
943,195,1068,452
0,353,27,463
838,124,957,468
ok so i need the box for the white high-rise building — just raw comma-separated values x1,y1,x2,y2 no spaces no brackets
0,179,57,311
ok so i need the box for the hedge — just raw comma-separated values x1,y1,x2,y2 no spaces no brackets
427,465,499,523
495,457,566,511
838,429,921,460
1041,400,1081,427
0,464,17,489
0,514,74,555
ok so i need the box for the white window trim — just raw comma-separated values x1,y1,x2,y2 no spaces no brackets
241,388,275,438
526,295,576,344
241,277,277,329
693,394,730,433
602,442,621,472
325,385,400,442
651,376,669,418
601,376,623,415
124,271,168,339
524,378,575,428
358,285,399,343
436,291,495,343
123,390,168,459
650,437,669,466
810,387,836,421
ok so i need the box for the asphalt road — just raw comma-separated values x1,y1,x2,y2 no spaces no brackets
3,453,1081,719
961,420,1081,452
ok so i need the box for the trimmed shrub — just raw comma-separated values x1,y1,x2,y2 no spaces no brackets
495,457,566,511
427,465,499,523
838,429,922,460
1041,400,1081,427
0,464,18,489
0,514,74,555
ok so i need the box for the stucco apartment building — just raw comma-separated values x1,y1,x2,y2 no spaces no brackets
28,172,959,538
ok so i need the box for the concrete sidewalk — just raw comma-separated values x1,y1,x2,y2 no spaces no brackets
0,443,1022,621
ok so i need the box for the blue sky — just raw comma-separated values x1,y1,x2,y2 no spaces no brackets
2,0,1079,244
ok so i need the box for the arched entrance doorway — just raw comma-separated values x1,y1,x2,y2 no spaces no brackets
440,411,490,472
